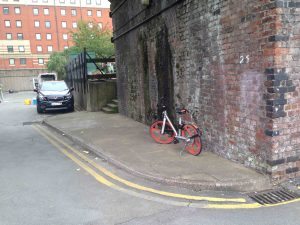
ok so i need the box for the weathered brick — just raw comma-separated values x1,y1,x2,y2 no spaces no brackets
286,167,299,174
267,159,285,166
268,35,289,42
265,129,280,137
266,99,287,106
287,155,299,163
110,0,300,181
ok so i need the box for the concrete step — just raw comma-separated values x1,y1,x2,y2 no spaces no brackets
102,107,117,114
102,99,119,114
112,99,119,104
107,103,118,108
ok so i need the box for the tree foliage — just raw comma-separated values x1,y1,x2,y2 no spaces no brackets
46,51,67,80
70,20,115,58
47,20,114,79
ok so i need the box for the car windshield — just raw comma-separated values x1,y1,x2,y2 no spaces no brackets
40,82,68,91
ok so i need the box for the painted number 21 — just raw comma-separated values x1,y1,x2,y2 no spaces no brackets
240,55,250,64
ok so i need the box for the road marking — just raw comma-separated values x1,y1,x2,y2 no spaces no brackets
206,198,300,209
33,125,300,209
32,125,195,208
33,126,115,187
34,124,246,203
205,203,262,209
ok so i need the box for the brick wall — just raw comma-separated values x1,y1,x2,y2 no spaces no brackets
110,0,300,181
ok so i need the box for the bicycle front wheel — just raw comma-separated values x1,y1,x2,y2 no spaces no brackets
182,124,202,155
149,121,175,144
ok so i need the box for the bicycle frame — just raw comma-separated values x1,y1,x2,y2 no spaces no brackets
161,110,190,142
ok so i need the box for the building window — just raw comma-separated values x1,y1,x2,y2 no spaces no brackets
32,0,38,2
96,10,102,17
62,34,68,40
3,7,9,14
44,8,49,15
96,0,101,5
64,46,68,49
72,22,77,28
14,7,21,14
71,9,76,16
20,58,27,65
7,46,14,52
98,22,102,30
16,20,22,27
60,9,66,15
36,33,41,40
70,0,76,4
9,59,15,65
47,45,53,52
5,20,11,27
59,0,65,3
88,22,93,28
34,20,40,27
17,33,23,40
38,58,44,64
86,0,91,4
42,0,48,3
18,45,25,52
46,33,52,40
45,21,51,28
87,10,92,16
61,21,67,28
33,8,38,15
6,33,12,40
37,45,42,52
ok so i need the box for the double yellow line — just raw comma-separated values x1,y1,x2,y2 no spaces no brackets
33,124,300,209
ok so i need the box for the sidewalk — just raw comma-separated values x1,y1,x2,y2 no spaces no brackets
44,111,272,192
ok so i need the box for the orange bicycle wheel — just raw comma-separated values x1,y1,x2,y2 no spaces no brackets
149,121,175,144
182,124,202,155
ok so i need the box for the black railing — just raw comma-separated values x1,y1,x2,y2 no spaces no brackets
65,48,116,94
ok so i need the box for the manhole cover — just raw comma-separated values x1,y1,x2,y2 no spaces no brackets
248,189,299,205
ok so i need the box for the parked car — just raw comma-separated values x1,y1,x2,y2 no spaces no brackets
34,80,74,113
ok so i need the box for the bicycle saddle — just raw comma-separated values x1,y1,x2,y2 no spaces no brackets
176,108,188,115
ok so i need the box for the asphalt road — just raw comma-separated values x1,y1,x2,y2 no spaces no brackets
0,92,299,225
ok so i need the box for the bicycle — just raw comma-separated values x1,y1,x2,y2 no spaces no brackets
149,99,202,156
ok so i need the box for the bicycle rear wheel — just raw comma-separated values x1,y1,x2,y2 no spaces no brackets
182,124,202,155
149,121,175,144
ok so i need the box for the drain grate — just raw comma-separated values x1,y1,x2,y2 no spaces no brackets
248,189,299,205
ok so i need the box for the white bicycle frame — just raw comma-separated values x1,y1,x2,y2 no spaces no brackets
161,110,190,142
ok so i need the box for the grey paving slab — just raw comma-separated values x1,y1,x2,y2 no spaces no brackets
44,111,272,192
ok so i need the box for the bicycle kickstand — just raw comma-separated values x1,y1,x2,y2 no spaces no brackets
179,143,188,157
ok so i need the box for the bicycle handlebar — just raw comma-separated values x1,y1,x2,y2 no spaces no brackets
157,97,188,114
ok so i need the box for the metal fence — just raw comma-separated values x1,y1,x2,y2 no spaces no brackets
65,49,116,95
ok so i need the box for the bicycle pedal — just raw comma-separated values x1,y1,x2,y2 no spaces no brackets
173,139,179,144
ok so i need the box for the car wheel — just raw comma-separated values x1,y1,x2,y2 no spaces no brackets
37,104,43,114
69,105,74,112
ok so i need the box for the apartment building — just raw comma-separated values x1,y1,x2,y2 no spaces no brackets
0,0,112,71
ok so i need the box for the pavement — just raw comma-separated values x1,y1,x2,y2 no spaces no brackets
43,111,273,192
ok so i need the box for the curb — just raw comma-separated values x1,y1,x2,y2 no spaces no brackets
42,120,271,192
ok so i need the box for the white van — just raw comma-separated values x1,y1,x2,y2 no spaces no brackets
37,73,57,89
